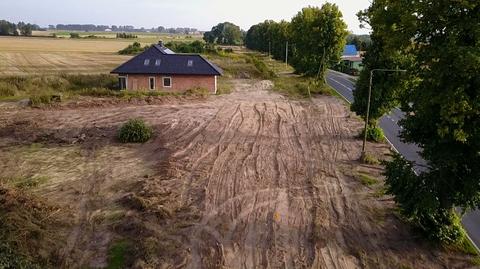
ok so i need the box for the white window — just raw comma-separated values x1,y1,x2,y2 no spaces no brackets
187,60,193,67
119,76,127,90
144,59,150,66
155,59,161,66
163,77,172,88
149,77,155,90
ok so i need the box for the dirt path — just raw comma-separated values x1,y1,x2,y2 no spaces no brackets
0,79,475,268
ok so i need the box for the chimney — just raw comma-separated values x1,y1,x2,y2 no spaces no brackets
158,40,164,47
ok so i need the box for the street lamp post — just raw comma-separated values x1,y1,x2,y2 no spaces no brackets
361,68,407,159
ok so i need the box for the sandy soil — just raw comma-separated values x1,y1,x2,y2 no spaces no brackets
0,79,475,268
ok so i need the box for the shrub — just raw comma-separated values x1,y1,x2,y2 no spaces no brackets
118,119,153,143
361,125,385,143
69,33,80,39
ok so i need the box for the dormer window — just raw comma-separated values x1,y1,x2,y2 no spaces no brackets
155,59,161,66
187,60,193,67
144,59,150,66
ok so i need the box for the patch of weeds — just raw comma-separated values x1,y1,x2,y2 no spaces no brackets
216,78,233,95
272,76,312,98
372,187,388,198
185,87,210,97
471,256,480,266
451,231,480,256
15,176,49,189
357,173,378,186
29,94,62,107
107,240,132,269
361,152,380,165
245,54,277,79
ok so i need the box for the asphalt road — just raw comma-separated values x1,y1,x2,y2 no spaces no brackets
326,70,480,251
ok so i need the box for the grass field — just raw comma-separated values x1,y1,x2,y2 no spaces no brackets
0,33,202,76
0,36,134,75
33,30,203,43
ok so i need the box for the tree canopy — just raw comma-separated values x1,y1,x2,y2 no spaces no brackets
245,4,348,79
357,0,480,244
203,22,244,45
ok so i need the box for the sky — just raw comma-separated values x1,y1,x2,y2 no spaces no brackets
0,0,371,34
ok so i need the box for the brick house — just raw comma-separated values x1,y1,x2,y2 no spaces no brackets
111,41,223,94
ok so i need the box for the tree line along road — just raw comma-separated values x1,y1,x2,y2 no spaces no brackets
325,69,480,251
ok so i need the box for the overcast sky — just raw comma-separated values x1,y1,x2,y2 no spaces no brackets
0,0,371,34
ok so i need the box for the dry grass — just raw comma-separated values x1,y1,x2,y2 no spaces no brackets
0,37,134,75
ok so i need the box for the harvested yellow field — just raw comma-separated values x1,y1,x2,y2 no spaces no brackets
0,37,133,75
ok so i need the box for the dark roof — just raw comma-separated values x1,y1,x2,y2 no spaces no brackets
111,44,223,76
342,45,358,56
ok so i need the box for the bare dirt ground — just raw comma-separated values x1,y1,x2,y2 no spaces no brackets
0,79,476,268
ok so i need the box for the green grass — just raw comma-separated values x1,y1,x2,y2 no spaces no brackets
1,176,49,189
107,240,131,269
372,187,388,198
357,173,379,186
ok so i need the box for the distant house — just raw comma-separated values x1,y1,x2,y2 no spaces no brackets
339,45,364,75
111,41,223,94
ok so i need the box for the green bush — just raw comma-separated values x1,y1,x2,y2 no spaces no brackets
118,119,153,143
361,125,385,143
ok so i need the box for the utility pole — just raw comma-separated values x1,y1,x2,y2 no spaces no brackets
361,69,407,159
285,41,289,68
268,41,271,57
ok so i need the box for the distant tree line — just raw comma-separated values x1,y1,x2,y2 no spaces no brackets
245,4,348,78
51,24,198,34
116,33,138,39
0,20,42,36
203,22,244,45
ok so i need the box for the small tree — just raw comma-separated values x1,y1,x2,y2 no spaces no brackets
289,4,348,77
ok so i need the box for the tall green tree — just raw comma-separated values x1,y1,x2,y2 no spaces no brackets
289,4,348,77
351,0,416,123
203,22,244,45
363,0,480,243
245,20,290,61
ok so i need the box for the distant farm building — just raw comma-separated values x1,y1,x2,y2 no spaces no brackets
111,41,223,94
338,45,364,75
